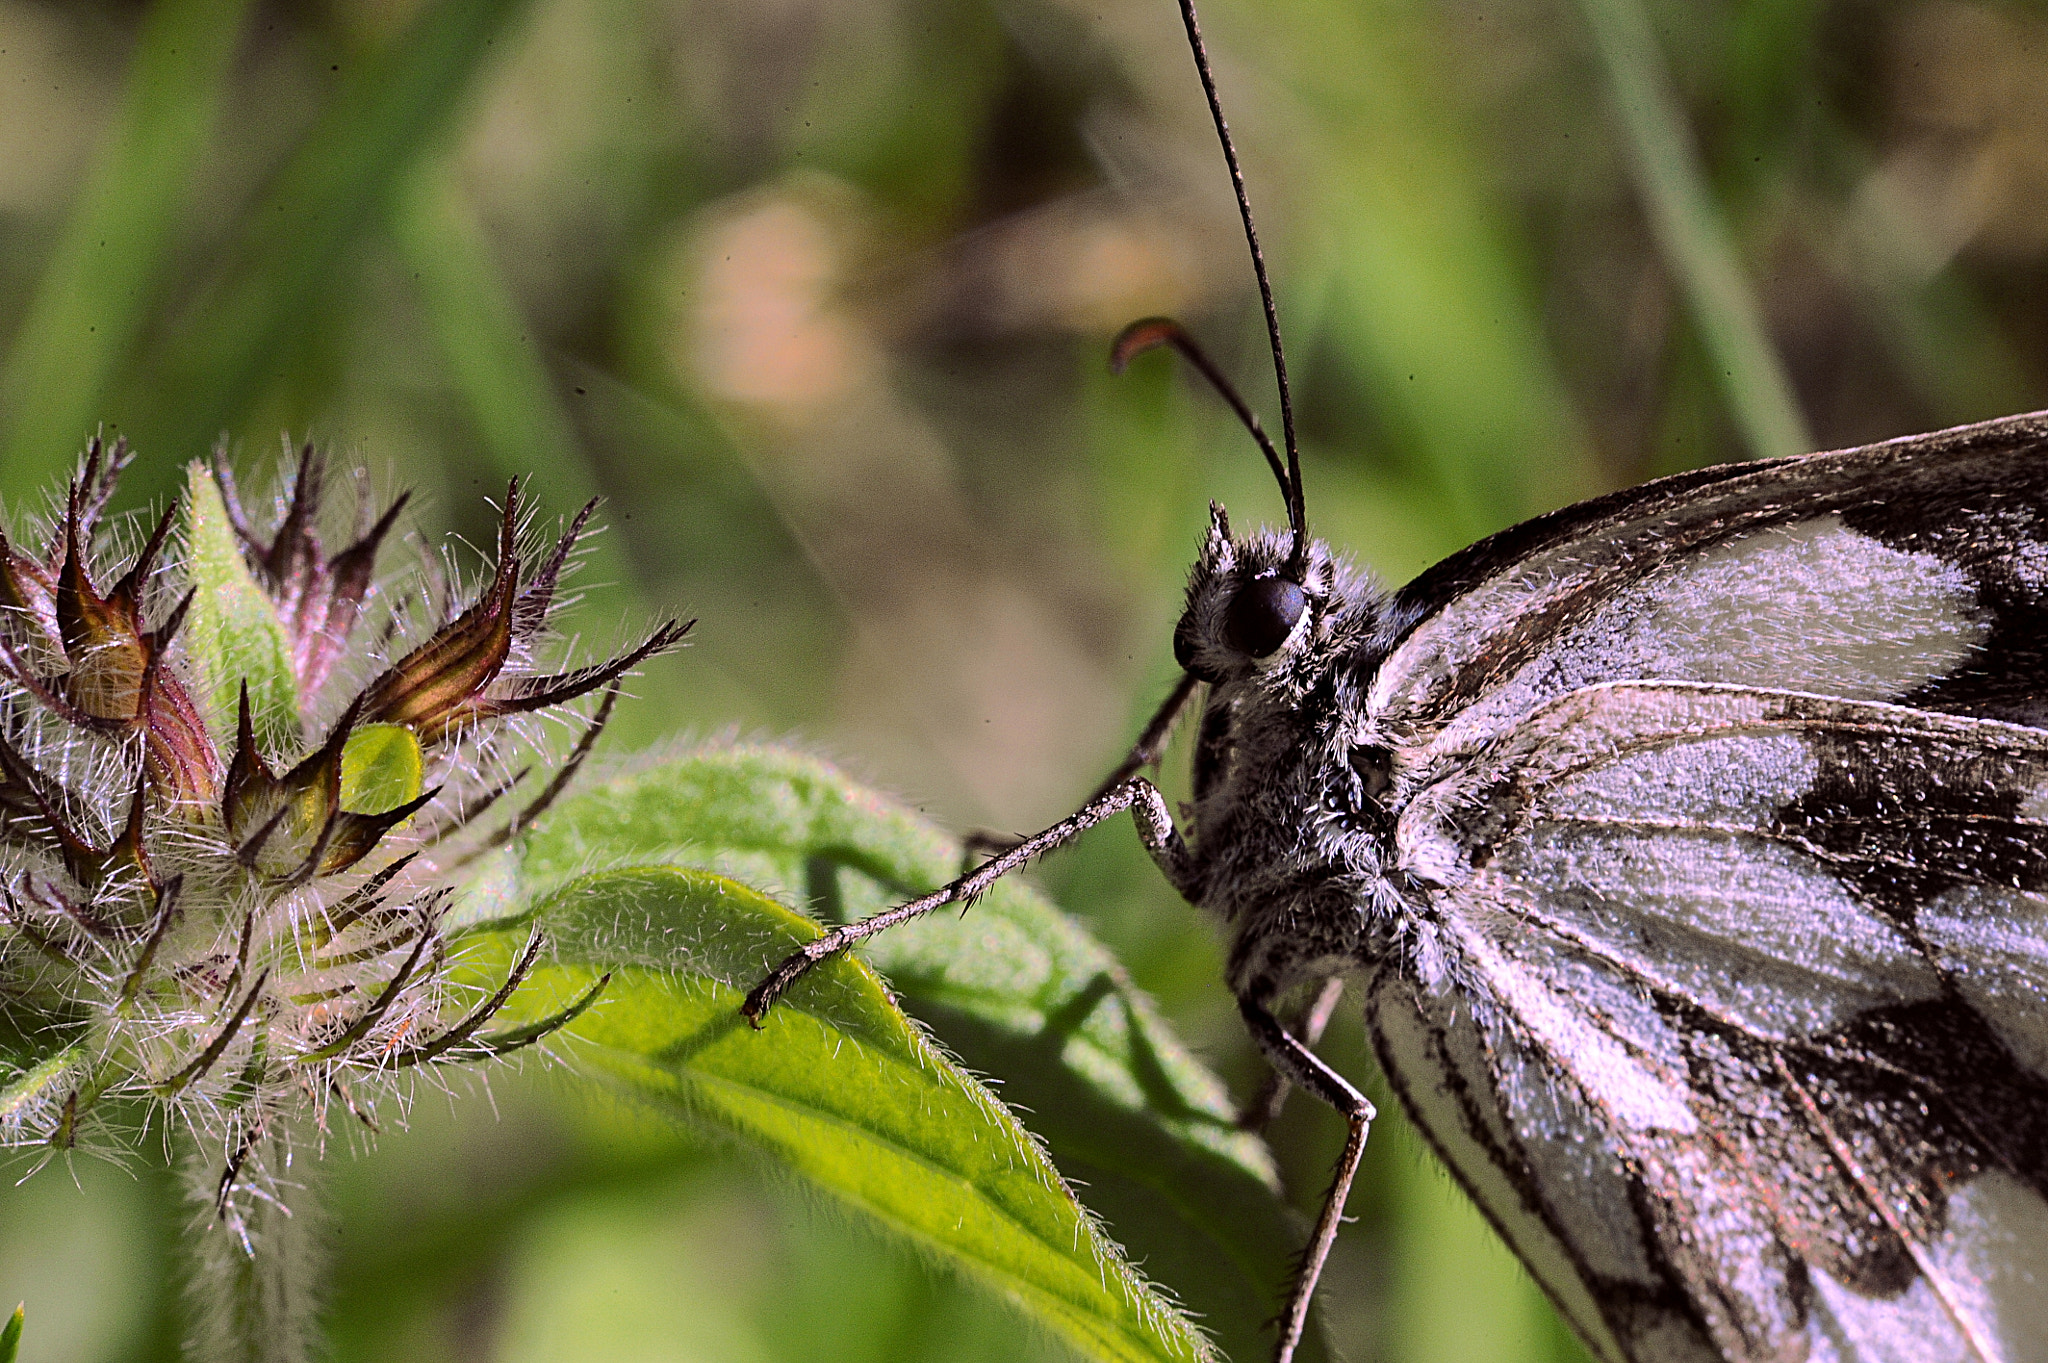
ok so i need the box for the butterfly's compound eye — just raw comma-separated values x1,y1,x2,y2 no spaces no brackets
1225,576,1306,658
1173,614,1199,671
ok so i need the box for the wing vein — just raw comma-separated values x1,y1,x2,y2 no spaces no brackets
1770,1052,2001,1363
1527,811,2048,898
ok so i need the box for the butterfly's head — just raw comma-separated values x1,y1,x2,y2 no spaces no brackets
1173,502,1338,683
1106,320,1331,682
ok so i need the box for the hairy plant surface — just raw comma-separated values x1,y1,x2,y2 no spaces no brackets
0,442,1285,1363
0,441,686,1358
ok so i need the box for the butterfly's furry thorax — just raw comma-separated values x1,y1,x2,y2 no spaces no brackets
1168,507,1429,1003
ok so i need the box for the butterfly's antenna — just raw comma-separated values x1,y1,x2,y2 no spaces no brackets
1112,317,1290,503
1174,0,1306,578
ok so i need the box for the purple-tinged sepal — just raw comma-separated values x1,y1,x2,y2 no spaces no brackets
211,443,409,699
357,480,691,746
0,437,688,1225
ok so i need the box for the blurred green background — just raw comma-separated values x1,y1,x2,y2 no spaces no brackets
2,0,2046,1359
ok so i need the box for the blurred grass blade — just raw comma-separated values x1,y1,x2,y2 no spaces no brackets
508,743,1322,1363
139,0,534,464
509,866,1215,1363
0,0,254,501
390,167,587,493
1271,0,1601,543
0,1302,20,1363
1572,0,1811,461
388,166,638,598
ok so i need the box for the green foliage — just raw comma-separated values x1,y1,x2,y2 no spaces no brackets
505,744,1317,1363
337,725,426,817
0,0,254,474
1570,0,1808,461
0,1045,85,1130
0,1303,22,1363
135,0,538,467
4,0,2046,1358
500,864,1211,1363
390,170,587,493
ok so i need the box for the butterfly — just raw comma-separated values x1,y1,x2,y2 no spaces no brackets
744,0,2048,1359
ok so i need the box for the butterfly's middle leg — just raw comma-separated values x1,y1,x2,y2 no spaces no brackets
958,673,1202,876
1239,993,1375,1363
1239,975,1347,1130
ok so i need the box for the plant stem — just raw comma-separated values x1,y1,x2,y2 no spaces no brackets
178,1130,326,1363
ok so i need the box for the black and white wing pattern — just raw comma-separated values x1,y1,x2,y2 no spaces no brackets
1373,411,2048,739
1362,413,2048,1363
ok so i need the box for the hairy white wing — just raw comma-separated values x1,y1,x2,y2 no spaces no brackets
1372,682,2048,1363
1367,965,1717,1363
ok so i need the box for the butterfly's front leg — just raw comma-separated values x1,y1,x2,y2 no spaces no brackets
1239,993,1375,1363
1124,774,1201,901
959,676,1203,877
743,776,1193,1024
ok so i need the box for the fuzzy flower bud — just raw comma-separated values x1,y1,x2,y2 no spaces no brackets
0,437,688,1234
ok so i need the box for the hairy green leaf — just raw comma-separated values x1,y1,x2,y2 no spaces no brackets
506,865,1214,1363
0,1302,21,1363
182,462,299,750
510,743,1319,1363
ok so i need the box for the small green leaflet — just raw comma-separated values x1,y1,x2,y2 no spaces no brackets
181,460,298,750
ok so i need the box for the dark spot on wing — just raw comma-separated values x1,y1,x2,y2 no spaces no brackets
1842,492,2048,725
1652,993,2048,1312
1827,999,2048,1195
1621,1008,1918,1316
1772,728,2048,919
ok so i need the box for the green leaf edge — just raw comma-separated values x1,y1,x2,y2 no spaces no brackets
522,864,1218,1363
